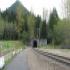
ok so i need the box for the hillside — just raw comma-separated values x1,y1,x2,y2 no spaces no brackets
7,0,29,15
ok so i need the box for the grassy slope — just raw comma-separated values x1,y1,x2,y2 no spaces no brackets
0,41,25,55
0,41,25,70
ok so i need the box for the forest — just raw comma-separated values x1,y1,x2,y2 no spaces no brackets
0,0,70,48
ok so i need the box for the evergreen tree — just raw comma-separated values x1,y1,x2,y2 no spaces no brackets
47,8,59,44
40,20,47,39
27,13,36,39
48,8,59,31
23,15,29,32
34,15,41,38
16,4,25,38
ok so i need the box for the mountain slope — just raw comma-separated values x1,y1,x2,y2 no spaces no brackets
7,0,29,14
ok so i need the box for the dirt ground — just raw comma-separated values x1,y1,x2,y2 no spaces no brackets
27,48,70,70
5,48,70,70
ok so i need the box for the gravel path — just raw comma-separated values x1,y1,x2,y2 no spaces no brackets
27,48,70,70
5,48,70,70
5,49,30,70
37,49,70,58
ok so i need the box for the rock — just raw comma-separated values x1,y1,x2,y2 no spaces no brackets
0,56,5,69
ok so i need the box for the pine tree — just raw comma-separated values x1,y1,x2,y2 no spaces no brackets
48,8,59,44
40,20,47,39
34,15,41,38
27,13,36,39
48,8,59,31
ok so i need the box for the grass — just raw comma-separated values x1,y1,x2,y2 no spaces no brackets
39,44,61,49
0,41,25,55
0,40,25,70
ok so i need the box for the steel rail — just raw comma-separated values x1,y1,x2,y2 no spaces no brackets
33,48,70,66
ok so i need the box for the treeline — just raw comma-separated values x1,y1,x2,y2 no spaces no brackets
0,7,59,45
0,10,18,40
0,6,47,43
0,0,70,47
0,21,18,40
47,8,70,48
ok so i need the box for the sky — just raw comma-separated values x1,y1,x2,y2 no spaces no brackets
0,0,64,19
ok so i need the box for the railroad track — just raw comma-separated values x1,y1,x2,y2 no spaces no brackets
33,48,70,66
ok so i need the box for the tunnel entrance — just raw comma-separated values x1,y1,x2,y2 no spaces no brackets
33,40,37,48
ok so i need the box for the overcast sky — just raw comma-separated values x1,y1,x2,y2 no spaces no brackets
0,0,64,18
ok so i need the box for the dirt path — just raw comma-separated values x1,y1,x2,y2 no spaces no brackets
5,48,70,70
27,48,70,70
5,48,30,70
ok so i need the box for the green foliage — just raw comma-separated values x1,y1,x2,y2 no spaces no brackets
3,23,18,40
15,3,29,39
48,8,59,31
0,15,18,40
22,31,30,44
54,19,70,45
48,8,59,44
34,15,41,38
0,17,5,39
0,1,31,42
0,0,48,46
16,4,24,34
40,20,47,39
27,13,36,39
0,41,24,54
23,15,29,32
